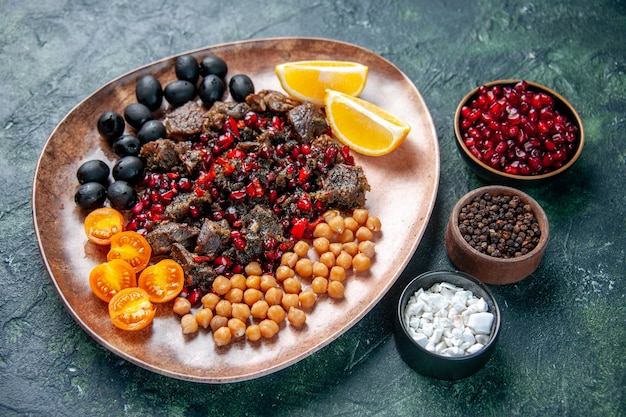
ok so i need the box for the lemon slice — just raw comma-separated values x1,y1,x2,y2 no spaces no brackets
324,89,411,156
275,60,368,106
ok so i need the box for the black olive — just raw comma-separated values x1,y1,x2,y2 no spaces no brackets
107,181,137,210
138,120,166,144
97,112,125,142
136,75,163,112
164,80,196,107
123,103,153,130
112,134,141,157
112,156,144,184
77,159,110,185
198,75,226,107
75,182,107,209
200,56,228,79
229,74,254,102
175,55,200,83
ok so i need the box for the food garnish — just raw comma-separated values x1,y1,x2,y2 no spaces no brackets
138,259,185,303
108,287,156,331
275,60,368,106
83,207,125,245
107,231,152,273
324,89,411,156
89,259,137,303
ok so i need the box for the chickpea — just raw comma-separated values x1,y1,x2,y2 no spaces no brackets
246,275,261,290
243,288,263,306
224,287,243,303
312,261,329,278
259,319,280,339
313,222,333,239
337,228,354,243
213,326,232,346
215,299,232,317
294,258,313,278
329,266,346,282
288,307,307,328
328,242,343,256
245,261,263,276
355,226,373,242
342,241,359,257
260,274,279,292
327,280,345,299
344,216,359,232
327,215,345,234
245,324,262,342
228,318,246,338
323,209,340,222
212,275,231,295
251,300,269,319
267,304,286,323
358,240,376,258
275,265,295,281
298,290,317,308
282,277,302,294
336,251,353,270
173,297,192,315
201,293,220,310
352,253,371,272
265,287,284,306
293,240,309,257
313,237,330,254
230,274,247,290
352,208,369,225
195,308,213,329
181,314,199,334
280,251,298,268
366,215,382,232
282,293,300,311
231,302,251,322
210,315,228,332
311,276,328,294
319,251,336,269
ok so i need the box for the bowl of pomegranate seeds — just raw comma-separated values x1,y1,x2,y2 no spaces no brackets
454,79,584,185
445,185,550,285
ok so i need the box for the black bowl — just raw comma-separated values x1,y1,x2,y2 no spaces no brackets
454,79,584,187
394,270,501,380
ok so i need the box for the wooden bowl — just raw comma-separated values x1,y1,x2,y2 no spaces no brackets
454,79,584,186
445,185,549,285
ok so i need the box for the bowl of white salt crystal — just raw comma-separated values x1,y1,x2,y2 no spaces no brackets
394,270,501,380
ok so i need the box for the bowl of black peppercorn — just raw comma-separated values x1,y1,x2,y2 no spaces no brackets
445,185,549,284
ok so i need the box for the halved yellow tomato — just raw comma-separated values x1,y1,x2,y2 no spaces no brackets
84,207,125,245
108,287,156,331
138,259,185,303
89,259,137,303
107,231,152,273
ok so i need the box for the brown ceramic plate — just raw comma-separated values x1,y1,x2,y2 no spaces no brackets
32,37,439,383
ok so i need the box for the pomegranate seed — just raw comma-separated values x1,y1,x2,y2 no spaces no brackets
187,288,203,306
233,237,247,250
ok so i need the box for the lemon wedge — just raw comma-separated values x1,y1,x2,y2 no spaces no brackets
275,60,368,106
324,89,411,156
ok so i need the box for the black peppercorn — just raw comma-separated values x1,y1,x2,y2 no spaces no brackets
458,192,541,258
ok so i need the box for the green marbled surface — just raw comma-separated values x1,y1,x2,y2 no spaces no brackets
0,0,624,416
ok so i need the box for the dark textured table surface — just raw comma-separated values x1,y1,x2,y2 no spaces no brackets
1,1,624,416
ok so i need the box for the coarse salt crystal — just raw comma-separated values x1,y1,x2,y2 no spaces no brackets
467,312,494,335
404,282,494,357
